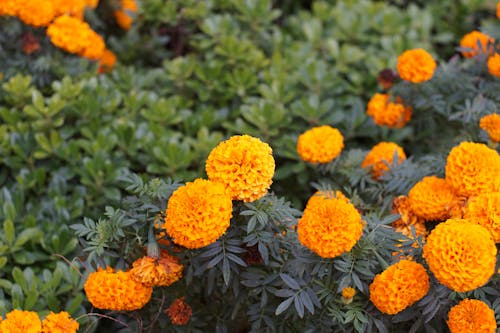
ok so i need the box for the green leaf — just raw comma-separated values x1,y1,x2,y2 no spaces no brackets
275,296,293,315
24,289,39,310
12,267,28,293
4,219,15,246
11,284,24,309
14,228,41,248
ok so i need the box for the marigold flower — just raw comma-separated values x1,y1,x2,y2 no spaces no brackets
487,53,500,78
366,93,412,128
84,267,153,311
0,309,41,333
361,142,406,180
497,2,500,20
52,0,87,18
423,219,497,292
464,192,500,243
166,297,192,326
41,311,79,333
163,179,232,249
298,193,363,258
459,31,494,58
114,0,138,30
206,135,275,202
307,190,349,208
397,48,437,83
480,113,500,142
130,253,183,287
17,0,56,27
86,0,99,9
296,125,344,163
0,0,20,16
447,299,497,333
341,287,356,299
377,68,398,89
97,49,117,74
445,141,500,197
369,260,429,315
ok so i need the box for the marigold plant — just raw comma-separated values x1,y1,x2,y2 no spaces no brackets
296,125,345,163
166,297,192,326
366,93,412,128
84,267,153,311
459,30,494,58
396,48,437,83
163,178,232,248
130,253,183,287
0,309,41,333
464,192,500,243
479,113,500,142
369,260,429,315
447,299,497,333
423,219,497,292
297,193,363,258
361,142,406,179
41,311,79,333
206,135,275,202
114,0,138,30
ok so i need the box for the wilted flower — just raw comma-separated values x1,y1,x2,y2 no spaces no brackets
166,297,192,325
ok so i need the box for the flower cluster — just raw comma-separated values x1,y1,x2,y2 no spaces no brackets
369,260,429,315
366,93,412,128
447,299,497,333
206,135,275,202
114,0,138,30
297,193,363,258
0,309,79,333
423,219,497,292
296,125,344,163
479,113,500,142
459,31,494,58
166,297,192,326
464,192,500,243
396,48,437,83
361,142,406,179
130,252,183,287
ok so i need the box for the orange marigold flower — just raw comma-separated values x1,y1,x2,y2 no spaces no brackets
114,0,138,30
130,253,183,287
0,0,20,16
297,193,363,258
84,267,153,311
498,2,500,20
296,125,344,163
480,113,500,142
17,0,56,27
423,219,497,292
206,135,275,202
393,221,427,241
445,141,500,197
459,31,494,58
464,192,500,243
397,48,437,83
487,53,500,78
166,297,192,326
41,311,79,333
361,142,406,180
341,287,356,299
369,260,429,315
408,176,460,221
0,309,41,333
447,299,497,333
86,0,99,9
163,179,232,249
306,190,349,207
97,49,117,74
366,93,412,128
391,196,424,228
52,0,87,18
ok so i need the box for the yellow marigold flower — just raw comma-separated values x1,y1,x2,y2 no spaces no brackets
397,48,437,83
41,311,79,333
447,299,497,333
17,0,56,27
130,253,183,287
0,309,41,333
423,219,497,292
361,142,406,180
459,31,494,58
166,297,192,326
296,125,344,163
0,0,19,16
487,53,500,78
408,176,460,221
206,135,275,202
464,192,500,243
366,93,412,128
480,113,500,142
84,267,153,311
297,193,363,258
445,141,500,197
114,0,138,30
341,287,356,299
97,49,117,74
369,260,429,315
163,179,232,249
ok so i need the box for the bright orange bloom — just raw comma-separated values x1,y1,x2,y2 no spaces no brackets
296,125,344,163
97,49,117,74
52,0,87,18
341,287,356,299
479,113,500,142
447,299,497,333
487,53,500,78
17,0,56,27
114,0,138,30
464,192,500,243
0,0,20,16
166,297,192,325
459,31,494,58
41,311,79,333
86,0,99,8
366,93,412,128
397,48,437,83
497,1,500,20
130,253,183,287
423,219,496,292
361,142,406,180
0,309,41,333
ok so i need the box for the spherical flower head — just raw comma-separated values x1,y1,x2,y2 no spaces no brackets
408,176,460,221
464,192,500,243
296,125,344,163
114,0,138,30
130,253,183,287
86,0,99,9
52,0,87,18
206,135,275,202
298,193,363,258
459,31,494,58
306,190,349,208
369,260,429,315
480,113,500,142
487,53,500,78
163,179,232,248
361,142,406,180
447,299,497,333
80,31,106,60
41,311,79,333
341,287,356,299
166,297,192,325
0,309,41,333
17,0,56,27
98,49,117,74
445,141,500,197
423,219,497,292
0,0,20,16
366,93,412,128
84,267,153,311
397,48,437,83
